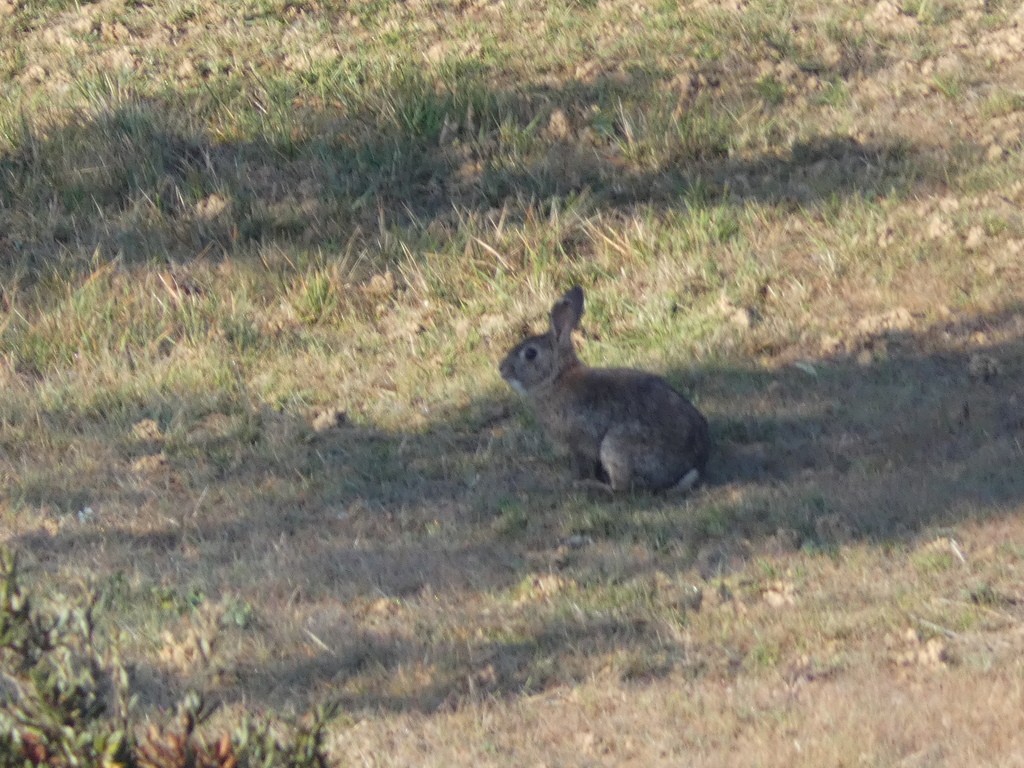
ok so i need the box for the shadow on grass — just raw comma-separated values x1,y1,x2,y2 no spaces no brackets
203,614,684,714
4,304,1024,713
0,62,957,282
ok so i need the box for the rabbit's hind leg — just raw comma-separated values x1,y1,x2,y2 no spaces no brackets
598,430,636,492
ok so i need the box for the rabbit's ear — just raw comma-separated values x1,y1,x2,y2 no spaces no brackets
550,286,584,345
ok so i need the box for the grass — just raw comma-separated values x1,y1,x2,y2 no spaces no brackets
2,0,1024,764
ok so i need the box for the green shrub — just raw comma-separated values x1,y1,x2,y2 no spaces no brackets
0,550,339,767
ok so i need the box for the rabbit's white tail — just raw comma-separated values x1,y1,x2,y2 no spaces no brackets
671,468,700,494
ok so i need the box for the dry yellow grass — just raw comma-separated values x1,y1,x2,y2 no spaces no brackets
2,0,1024,764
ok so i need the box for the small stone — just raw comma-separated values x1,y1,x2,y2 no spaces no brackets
986,143,1006,162
364,271,395,297
76,506,95,524
763,581,797,608
575,60,600,81
819,335,843,356
196,194,228,220
132,418,163,441
425,42,445,63
546,108,572,141
177,58,196,79
312,408,347,432
131,453,170,474
927,214,953,238
20,64,47,83
965,226,985,251
730,306,756,330
563,534,593,549
866,0,917,31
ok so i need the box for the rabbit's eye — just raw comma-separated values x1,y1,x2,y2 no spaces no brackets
524,346,538,361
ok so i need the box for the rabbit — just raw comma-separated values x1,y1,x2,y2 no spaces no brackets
499,286,710,493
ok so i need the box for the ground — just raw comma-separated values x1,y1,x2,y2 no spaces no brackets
2,0,1024,764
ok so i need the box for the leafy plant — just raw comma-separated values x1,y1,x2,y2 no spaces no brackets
0,550,341,767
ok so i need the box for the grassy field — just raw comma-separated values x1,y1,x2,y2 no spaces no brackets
2,0,1024,763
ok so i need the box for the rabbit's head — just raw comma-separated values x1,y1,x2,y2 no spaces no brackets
499,286,584,396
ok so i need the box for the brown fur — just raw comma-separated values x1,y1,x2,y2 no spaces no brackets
499,287,710,492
